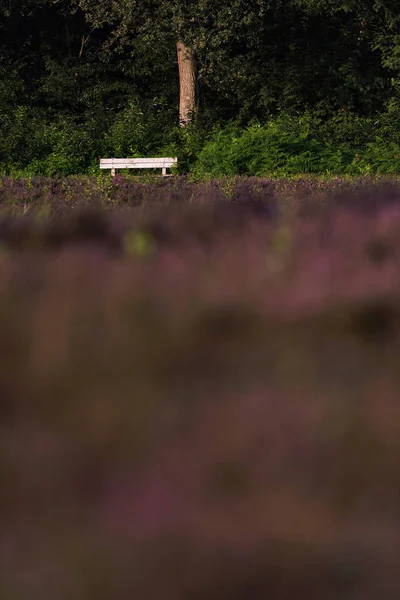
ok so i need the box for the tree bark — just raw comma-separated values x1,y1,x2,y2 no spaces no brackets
177,40,196,126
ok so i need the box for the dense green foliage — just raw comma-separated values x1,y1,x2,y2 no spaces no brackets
2,0,400,174
195,115,400,177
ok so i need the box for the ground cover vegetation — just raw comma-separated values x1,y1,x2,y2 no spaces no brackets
1,177,400,598
2,0,400,175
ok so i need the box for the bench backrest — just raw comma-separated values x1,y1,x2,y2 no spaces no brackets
100,158,177,169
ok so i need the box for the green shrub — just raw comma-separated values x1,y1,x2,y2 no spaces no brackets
3,100,400,178
193,117,330,177
193,112,400,177
0,108,100,176
26,117,101,176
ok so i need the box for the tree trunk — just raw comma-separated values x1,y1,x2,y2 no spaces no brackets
177,40,196,126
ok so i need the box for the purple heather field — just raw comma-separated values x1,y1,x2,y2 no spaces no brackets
1,175,400,599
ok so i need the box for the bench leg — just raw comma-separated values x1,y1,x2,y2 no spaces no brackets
162,167,167,176
111,168,116,177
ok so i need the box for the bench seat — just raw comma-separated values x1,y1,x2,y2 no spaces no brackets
100,157,178,176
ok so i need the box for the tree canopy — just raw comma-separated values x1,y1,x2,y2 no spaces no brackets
1,0,400,174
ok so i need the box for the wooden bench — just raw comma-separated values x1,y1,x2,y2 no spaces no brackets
100,157,178,177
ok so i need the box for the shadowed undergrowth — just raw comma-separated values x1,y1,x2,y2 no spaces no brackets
1,177,400,599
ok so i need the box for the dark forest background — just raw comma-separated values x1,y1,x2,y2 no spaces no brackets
2,0,400,176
